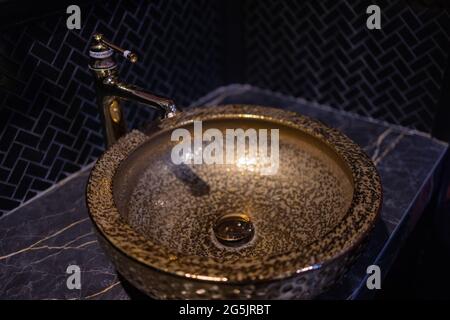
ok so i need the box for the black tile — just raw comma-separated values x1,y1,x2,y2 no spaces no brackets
23,73,45,101
65,32,85,50
55,131,75,146
0,126,18,152
30,42,55,64
13,175,32,200
84,117,99,131
0,182,15,198
47,159,64,181
48,28,67,51
5,94,29,114
18,55,38,81
24,190,37,201
73,129,88,150
10,113,35,131
2,143,23,168
31,178,52,191
15,130,40,148
74,69,91,85
63,162,80,174
59,147,78,162
41,80,64,100
57,60,75,86
55,47,74,75
8,160,28,185
88,132,103,146
42,144,60,167
26,163,47,178
28,94,50,118
38,127,56,151
77,143,91,164
36,61,59,83
21,147,43,163
0,168,9,182
50,114,71,129
0,197,20,212
62,82,80,103
66,97,81,120
33,110,52,135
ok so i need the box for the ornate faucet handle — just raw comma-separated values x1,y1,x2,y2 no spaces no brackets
91,33,138,63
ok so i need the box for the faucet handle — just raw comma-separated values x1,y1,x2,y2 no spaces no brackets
92,33,138,63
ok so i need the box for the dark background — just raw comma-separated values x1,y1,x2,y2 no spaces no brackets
0,0,450,299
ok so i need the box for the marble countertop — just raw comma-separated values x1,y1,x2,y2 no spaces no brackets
0,84,448,299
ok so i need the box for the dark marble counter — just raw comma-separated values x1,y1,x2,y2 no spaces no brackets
0,84,448,299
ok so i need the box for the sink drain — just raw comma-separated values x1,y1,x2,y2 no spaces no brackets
213,213,255,247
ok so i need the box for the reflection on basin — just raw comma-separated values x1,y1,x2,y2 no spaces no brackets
86,104,382,299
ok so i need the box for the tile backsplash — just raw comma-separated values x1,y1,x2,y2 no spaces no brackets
0,0,225,216
243,0,450,133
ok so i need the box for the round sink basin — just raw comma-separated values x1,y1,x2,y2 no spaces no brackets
86,105,382,299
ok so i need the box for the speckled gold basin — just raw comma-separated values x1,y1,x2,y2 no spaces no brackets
86,105,382,299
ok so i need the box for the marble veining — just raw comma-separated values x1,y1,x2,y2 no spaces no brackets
0,84,447,299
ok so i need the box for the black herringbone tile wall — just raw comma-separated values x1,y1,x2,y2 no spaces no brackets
0,0,224,216
243,0,450,132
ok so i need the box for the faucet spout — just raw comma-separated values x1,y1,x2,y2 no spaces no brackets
104,79,178,117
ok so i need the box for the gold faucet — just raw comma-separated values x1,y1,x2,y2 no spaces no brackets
89,33,178,147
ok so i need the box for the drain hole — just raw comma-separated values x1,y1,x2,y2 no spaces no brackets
213,213,255,247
